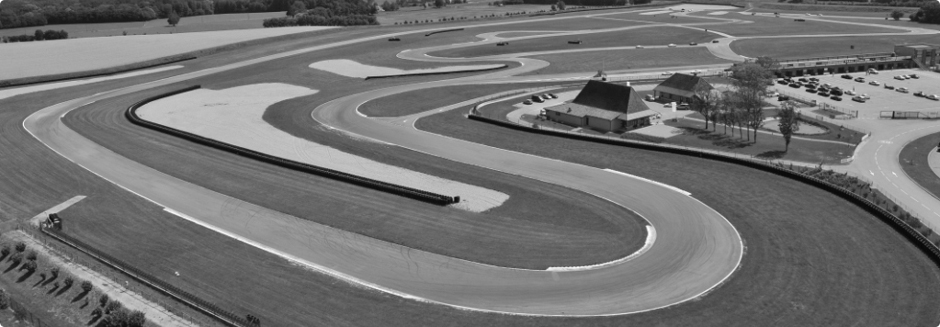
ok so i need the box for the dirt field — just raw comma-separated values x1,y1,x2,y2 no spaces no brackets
0,26,333,80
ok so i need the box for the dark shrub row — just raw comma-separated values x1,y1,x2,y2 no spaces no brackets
1,29,68,43
263,13,377,26
126,86,459,205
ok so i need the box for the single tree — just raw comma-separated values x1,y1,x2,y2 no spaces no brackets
50,267,59,279
557,0,566,10
690,86,720,130
14,242,25,253
81,280,93,293
26,251,36,261
288,1,307,16
34,29,44,41
63,276,74,288
168,11,181,26
20,260,36,272
434,0,445,8
891,10,904,21
128,310,146,327
551,4,556,10
0,244,10,258
105,300,123,314
776,102,800,152
99,293,110,307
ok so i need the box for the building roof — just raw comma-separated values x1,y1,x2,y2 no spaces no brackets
545,103,622,121
544,80,653,121
897,43,940,50
653,73,713,98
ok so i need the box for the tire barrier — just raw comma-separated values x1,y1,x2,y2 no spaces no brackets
126,86,460,205
363,64,508,80
38,225,260,327
425,28,464,37
468,113,940,266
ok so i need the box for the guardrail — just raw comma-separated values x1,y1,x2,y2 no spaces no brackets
364,64,508,80
126,86,460,205
425,28,464,37
467,112,940,266
37,224,258,327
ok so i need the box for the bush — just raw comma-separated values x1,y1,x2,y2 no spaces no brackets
20,261,37,272
26,251,37,261
128,310,146,327
63,276,74,288
50,267,59,279
81,280,93,293
105,300,122,314
168,11,181,26
99,293,109,307
0,244,9,258
9,252,23,265
91,307,102,317
0,289,7,310
14,242,25,253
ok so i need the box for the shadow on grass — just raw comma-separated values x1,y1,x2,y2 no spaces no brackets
4,262,19,274
756,150,788,159
73,290,90,303
47,283,59,295
87,314,101,326
679,127,755,149
16,269,34,283
42,274,58,287
55,283,73,297
33,275,45,287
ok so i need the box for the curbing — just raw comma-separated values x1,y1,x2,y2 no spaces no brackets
126,86,460,206
467,113,940,266
363,64,508,80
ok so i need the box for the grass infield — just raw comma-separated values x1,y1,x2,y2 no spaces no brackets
525,47,732,75
731,34,940,60
358,82,570,117
900,132,940,203
700,13,902,36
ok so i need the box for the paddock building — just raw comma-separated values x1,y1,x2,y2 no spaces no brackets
765,44,940,77
544,80,656,133
653,73,714,104
894,43,939,70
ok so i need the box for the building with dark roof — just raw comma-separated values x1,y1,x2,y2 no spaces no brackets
544,80,656,133
653,73,713,104
895,43,939,70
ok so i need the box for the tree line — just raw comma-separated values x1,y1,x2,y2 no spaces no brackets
1,29,68,43
910,2,940,24
265,0,377,27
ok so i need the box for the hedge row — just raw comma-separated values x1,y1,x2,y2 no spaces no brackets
126,86,460,205
39,226,259,327
467,113,940,266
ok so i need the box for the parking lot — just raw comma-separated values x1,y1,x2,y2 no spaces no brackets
773,69,940,117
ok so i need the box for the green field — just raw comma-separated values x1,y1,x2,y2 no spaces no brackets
900,132,940,202
818,16,940,31
429,26,715,58
377,3,552,25
731,34,940,59
359,82,569,117
525,47,732,75
0,12,285,39
699,13,903,36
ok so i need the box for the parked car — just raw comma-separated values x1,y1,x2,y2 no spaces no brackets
497,42,509,46
523,100,533,105
806,88,817,93
778,79,789,85
689,42,698,46
854,77,865,82
668,44,677,47
817,90,830,96
830,95,843,101
823,83,833,88
868,68,879,74
914,91,926,97
844,90,856,95
789,83,801,88
778,95,790,101
852,95,867,102
894,75,905,80
830,89,844,96
677,102,690,110
568,40,583,44
712,40,720,43
644,94,656,101
548,93,557,99
794,18,806,21
798,77,809,83
910,74,920,79
531,95,544,103
928,94,940,100
897,87,909,93
884,85,895,90
662,71,673,75
860,93,871,99
841,74,853,79
809,77,819,82
902,75,910,79
868,81,880,86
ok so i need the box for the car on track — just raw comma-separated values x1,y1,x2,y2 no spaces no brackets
914,91,926,97
841,74,853,79
884,84,895,90
830,95,842,101
854,77,865,82
897,87,909,93
523,100,533,105
852,95,866,102
868,81,880,86
928,94,940,100
636,45,644,49
668,44,677,48
689,42,698,46
388,37,401,41
497,42,509,46
662,71,673,75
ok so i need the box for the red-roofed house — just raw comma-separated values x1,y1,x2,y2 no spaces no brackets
544,80,657,132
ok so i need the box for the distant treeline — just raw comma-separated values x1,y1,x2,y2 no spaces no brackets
1,29,68,42
263,0,377,27
911,2,940,23
0,0,296,29
501,0,650,5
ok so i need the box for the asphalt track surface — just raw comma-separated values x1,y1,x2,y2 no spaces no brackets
17,5,940,317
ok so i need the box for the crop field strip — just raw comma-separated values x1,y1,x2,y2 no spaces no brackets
8,7,940,325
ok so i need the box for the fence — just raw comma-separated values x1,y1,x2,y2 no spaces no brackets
8,296,55,327
126,85,460,206
466,110,940,266
35,225,259,327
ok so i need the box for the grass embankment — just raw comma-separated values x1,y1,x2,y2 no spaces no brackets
428,26,714,58
701,13,902,36
359,82,570,117
0,12,286,39
417,106,940,325
526,47,732,75
900,132,940,203
731,34,940,59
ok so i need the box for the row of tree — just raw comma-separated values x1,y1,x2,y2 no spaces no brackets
264,13,376,26
689,57,801,151
1,29,68,43
910,2,940,24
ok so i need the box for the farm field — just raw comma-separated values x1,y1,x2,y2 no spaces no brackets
817,16,940,31
590,11,720,24
0,12,285,39
428,26,716,58
731,34,940,59
0,26,333,80
746,8,916,18
697,13,903,36
377,3,552,25
524,47,733,75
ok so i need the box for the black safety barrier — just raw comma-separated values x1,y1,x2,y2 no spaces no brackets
364,64,508,80
425,28,464,36
126,86,460,205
